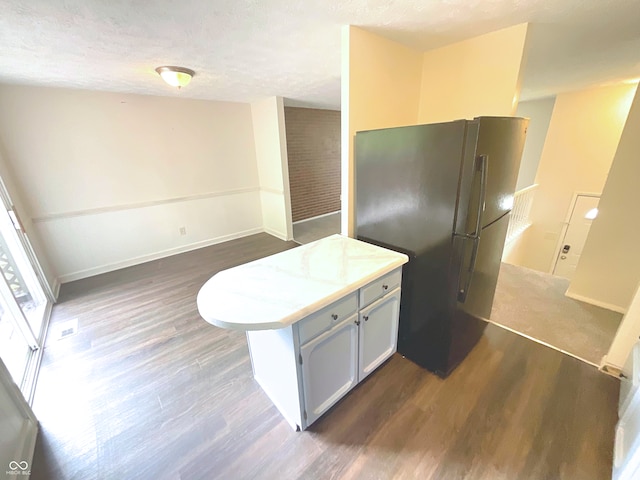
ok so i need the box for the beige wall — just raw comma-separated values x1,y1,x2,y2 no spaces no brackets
502,96,557,266
0,85,264,282
514,96,556,191
567,85,640,311
341,25,423,236
511,83,637,274
0,143,57,296
418,23,529,124
251,96,292,240
341,25,530,236
605,281,640,371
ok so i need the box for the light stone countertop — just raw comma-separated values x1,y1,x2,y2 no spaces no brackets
196,234,409,331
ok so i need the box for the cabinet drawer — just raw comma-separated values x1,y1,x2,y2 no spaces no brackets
298,293,358,345
359,268,402,308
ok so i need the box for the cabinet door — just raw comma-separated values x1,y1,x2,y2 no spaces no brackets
358,288,400,382
300,315,358,427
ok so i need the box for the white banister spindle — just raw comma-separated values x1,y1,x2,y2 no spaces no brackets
505,184,537,244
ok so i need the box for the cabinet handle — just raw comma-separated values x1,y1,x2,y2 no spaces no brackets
363,315,369,322
331,313,338,320
355,319,360,326
382,284,388,290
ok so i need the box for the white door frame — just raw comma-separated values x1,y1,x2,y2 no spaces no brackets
0,358,37,476
549,191,601,274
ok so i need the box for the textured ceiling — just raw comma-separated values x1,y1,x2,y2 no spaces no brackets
1,0,640,109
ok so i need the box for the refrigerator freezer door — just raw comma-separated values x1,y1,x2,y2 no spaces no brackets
355,121,467,257
457,212,510,318
444,213,511,374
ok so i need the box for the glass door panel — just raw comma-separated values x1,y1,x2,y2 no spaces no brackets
0,299,31,387
0,172,51,399
0,211,47,336
0,207,49,396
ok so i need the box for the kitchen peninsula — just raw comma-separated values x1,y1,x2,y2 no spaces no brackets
197,234,408,430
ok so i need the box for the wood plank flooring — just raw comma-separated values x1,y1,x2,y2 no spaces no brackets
292,212,340,244
30,233,620,480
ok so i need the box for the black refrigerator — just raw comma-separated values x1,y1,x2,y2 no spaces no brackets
355,116,528,377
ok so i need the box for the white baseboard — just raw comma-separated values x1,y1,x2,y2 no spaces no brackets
58,227,263,283
263,227,289,241
293,210,340,225
599,355,623,378
564,291,627,314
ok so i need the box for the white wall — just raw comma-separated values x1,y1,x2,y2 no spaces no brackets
508,83,637,274
514,97,556,191
605,281,640,371
0,358,37,478
0,141,58,296
251,97,292,240
567,84,640,312
0,85,263,282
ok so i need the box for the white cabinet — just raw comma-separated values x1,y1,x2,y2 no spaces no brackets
300,316,358,425
246,267,402,430
358,289,400,382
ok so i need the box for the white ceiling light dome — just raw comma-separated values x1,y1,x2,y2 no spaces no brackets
155,66,195,89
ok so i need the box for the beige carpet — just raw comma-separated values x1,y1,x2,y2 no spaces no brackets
490,262,623,366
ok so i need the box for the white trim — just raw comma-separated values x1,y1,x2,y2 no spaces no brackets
549,191,601,274
52,277,61,301
58,227,263,283
599,355,624,377
564,290,627,314
32,187,260,223
0,357,38,472
260,187,284,195
276,96,295,242
515,183,539,195
263,227,288,241
21,301,53,405
293,210,341,225
488,320,600,367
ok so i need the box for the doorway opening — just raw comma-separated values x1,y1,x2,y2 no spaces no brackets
552,193,601,279
283,105,341,245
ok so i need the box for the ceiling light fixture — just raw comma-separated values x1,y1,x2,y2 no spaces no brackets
155,66,195,89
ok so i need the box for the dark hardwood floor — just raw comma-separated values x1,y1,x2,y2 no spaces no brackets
30,233,619,480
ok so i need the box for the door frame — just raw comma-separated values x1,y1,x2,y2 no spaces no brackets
549,191,601,274
0,357,38,474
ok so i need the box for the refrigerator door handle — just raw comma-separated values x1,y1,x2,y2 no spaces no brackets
471,154,488,237
457,155,488,303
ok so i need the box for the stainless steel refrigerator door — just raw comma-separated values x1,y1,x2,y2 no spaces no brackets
355,121,467,257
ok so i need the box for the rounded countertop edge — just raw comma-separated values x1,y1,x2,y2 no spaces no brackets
197,255,408,331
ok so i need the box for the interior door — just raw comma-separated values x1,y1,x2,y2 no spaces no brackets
300,315,358,426
358,289,400,382
553,195,600,279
